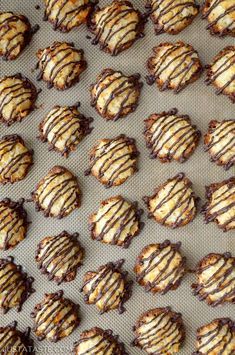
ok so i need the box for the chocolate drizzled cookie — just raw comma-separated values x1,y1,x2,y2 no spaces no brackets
193,318,235,354
89,195,144,248
144,108,201,162
202,177,235,231
206,46,235,103
31,165,81,218
36,231,84,284
81,259,133,314
73,327,128,355
0,135,33,184
88,0,146,56
0,12,39,60
36,41,87,90
132,307,185,354
0,321,34,354
146,41,203,93
0,256,34,314
43,0,97,32
192,252,235,307
0,74,38,126
202,0,235,37
39,104,93,157
134,240,187,294
143,173,198,228
0,198,28,251
145,0,199,35
90,69,143,121
31,290,80,342
204,119,235,170
85,134,139,187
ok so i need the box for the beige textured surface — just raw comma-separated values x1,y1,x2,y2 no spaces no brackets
0,0,234,354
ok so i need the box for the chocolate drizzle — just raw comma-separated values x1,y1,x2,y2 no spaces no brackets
81,259,133,314
0,256,34,314
85,134,139,187
88,0,146,56
39,104,93,157
134,240,187,294
36,231,84,284
31,290,80,342
144,108,201,162
0,134,33,184
192,252,235,306
89,195,144,248
0,321,34,354
0,197,28,251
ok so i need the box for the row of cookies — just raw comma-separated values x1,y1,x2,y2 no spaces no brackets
1,0,234,61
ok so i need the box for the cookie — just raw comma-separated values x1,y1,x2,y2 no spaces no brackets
202,0,235,37
145,0,199,35
0,12,39,60
35,231,84,284
146,41,203,93
81,259,133,314
90,68,143,121
31,165,81,218
89,195,144,248
206,46,235,103
202,177,235,231
36,41,87,90
0,256,34,314
144,108,201,162
88,0,146,56
0,321,34,354
0,198,28,251
192,252,235,307
134,240,187,294
194,318,235,354
85,134,139,187
143,173,198,228
204,119,235,170
73,327,128,355
132,307,185,354
44,0,96,32
0,134,33,184
31,290,80,342
0,73,38,126
39,104,93,157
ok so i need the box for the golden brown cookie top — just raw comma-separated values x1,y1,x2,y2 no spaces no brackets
202,177,235,231
202,0,235,37
134,240,187,294
194,318,235,354
88,0,146,56
85,134,139,187
147,41,203,93
146,0,199,35
36,41,87,90
90,68,143,121
204,119,235,170
0,74,38,126
81,259,133,314
31,290,80,342
31,165,81,218
144,108,201,162
0,198,28,251
0,321,34,355
192,252,235,307
133,307,185,354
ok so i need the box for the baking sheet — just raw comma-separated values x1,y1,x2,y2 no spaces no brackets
0,0,234,353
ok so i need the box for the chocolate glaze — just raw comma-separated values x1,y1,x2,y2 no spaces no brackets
0,256,34,314
0,197,28,251
81,259,133,314
0,321,34,354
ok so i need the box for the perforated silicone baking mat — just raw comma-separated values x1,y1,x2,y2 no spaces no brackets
0,0,234,353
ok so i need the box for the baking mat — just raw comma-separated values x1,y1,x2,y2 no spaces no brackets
0,0,234,353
